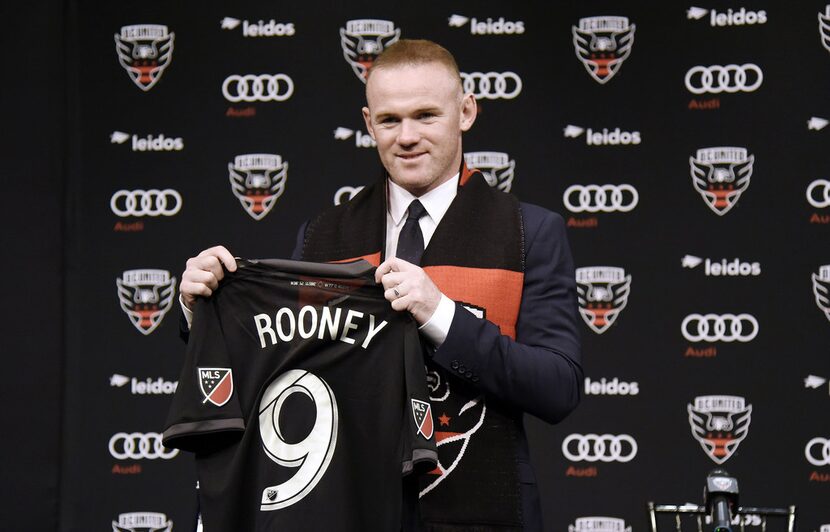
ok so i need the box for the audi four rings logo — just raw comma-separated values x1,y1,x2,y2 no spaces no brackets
460,71,522,99
805,437,830,466
681,313,759,342
222,74,294,102
108,432,178,460
684,64,763,94
563,184,639,213
807,179,830,208
561,433,638,463
110,189,182,217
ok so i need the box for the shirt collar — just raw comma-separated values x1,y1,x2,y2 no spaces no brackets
388,173,460,226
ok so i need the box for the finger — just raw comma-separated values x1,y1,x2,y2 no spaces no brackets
187,255,225,283
379,271,407,290
184,269,221,291
390,294,410,312
197,245,237,272
383,283,408,302
179,280,214,307
375,259,395,283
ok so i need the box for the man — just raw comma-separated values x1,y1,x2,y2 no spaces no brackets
180,39,582,530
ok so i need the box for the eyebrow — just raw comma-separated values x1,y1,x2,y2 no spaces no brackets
373,106,443,121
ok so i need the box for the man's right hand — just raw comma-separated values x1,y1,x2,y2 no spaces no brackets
179,246,237,311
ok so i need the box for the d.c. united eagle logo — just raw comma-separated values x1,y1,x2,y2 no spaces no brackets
812,264,830,323
463,152,515,193
687,395,752,464
340,19,400,83
228,153,288,220
420,367,487,497
114,24,174,91
116,269,176,335
576,266,632,334
689,147,754,216
572,16,635,84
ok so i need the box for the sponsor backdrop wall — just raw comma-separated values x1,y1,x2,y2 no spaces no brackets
55,1,830,531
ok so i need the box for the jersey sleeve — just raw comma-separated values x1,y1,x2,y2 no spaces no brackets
400,318,438,476
163,297,245,453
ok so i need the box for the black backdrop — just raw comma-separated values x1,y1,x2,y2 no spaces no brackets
3,1,830,531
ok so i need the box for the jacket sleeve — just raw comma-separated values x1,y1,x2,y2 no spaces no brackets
430,204,583,424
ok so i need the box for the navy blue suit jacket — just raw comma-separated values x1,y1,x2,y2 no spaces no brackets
293,202,583,530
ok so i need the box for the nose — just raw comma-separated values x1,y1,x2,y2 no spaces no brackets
396,118,420,146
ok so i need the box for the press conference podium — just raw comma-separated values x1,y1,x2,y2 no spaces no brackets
647,502,796,532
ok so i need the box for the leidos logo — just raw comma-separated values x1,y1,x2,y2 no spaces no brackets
804,375,829,397
681,255,761,276
220,17,295,37
340,19,400,83
333,185,365,206
110,373,178,395
114,24,174,91
812,265,830,323
569,517,632,532
584,377,639,396
333,126,376,148
111,130,183,151
563,124,641,146
687,7,768,26
688,395,752,464
464,152,515,192
576,267,632,334
689,147,754,215
447,14,525,35
116,269,176,335
112,512,173,532
572,16,636,84
820,6,830,54
228,153,288,220
809,117,829,131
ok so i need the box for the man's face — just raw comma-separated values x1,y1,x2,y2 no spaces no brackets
362,62,477,196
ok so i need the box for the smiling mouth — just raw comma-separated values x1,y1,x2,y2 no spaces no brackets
398,152,425,161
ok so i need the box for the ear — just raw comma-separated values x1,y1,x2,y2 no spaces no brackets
459,93,477,132
361,106,376,139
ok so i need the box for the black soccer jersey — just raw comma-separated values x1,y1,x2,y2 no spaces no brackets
163,259,437,532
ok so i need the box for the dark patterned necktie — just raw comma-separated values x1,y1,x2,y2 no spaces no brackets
395,200,427,265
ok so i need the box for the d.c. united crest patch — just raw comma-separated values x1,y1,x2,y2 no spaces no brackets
228,153,288,220
572,16,635,84
114,24,175,91
116,269,176,335
576,266,632,334
340,19,400,83
687,395,752,464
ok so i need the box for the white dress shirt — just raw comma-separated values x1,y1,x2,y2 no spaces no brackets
182,174,460,347
386,174,459,347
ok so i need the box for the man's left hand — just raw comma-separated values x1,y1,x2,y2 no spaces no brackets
375,257,443,325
